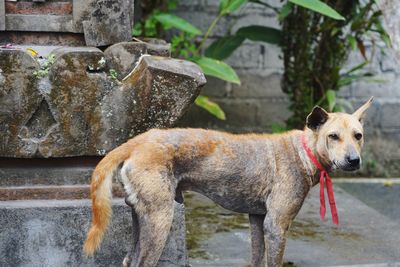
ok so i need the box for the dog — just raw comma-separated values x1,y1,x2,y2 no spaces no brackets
84,97,373,267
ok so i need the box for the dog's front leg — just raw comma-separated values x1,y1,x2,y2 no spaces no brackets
263,213,288,267
263,196,303,267
249,214,266,267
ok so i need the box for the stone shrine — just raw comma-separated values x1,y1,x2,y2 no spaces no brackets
0,1,205,266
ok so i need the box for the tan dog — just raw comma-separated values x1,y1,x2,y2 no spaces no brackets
84,97,373,267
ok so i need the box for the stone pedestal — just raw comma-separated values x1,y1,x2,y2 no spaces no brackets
0,42,205,265
0,198,187,267
0,43,205,158
0,1,205,265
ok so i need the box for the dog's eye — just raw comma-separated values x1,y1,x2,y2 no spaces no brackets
355,133,363,140
328,133,339,140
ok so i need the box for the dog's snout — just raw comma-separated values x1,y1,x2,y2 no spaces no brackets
346,155,360,167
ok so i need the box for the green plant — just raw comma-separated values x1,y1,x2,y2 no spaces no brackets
281,0,390,128
204,0,389,129
108,69,119,81
134,0,389,126
133,0,245,119
33,54,56,78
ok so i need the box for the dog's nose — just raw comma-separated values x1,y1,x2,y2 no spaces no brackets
346,155,360,167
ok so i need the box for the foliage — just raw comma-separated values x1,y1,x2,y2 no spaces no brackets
193,57,240,85
281,0,389,128
288,0,345,20
133,0,389,126
195,96,226,120
108,69,119,81
133,0,249,119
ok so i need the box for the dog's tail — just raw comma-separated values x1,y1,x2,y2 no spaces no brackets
83,142,133,256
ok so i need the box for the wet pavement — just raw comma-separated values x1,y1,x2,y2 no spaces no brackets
337,182,400,222
186,180,400,267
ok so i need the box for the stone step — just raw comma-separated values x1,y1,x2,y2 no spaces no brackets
0,198,187,267
0,184,125,201
0,157,99,186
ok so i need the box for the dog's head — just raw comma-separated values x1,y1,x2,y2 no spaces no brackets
306,97,373,171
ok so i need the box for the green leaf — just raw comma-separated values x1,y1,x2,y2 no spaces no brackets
347,35,357,50
193,57,241,84
205,35,245,60
326,90,336,112
236,26,282,45
338,71,375,87
154,13,202,35
344,61,369,75
288,0,345,20
144,15,158,37
195,95,226,120
220,0,248,15
132,23,143,36
167,0,178,10
271,122,287,133
279,2,293,20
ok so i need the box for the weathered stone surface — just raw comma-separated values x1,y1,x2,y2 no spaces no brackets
256,99,292,127
0,49,41,157
0,44,205,157
231,72,285,98
121,56,206,137
378,101,400,128
201,76,228,97
5,14,75,32
5,1,73,15
1,0,134,46
0,166,93,187
225,43,261,69
380,0,400,58
0,32,86,46
73,0,134,34
0,199,188,267
144,38,171,57
82,0,133,46
104,42,147,80
104,40,171,80
0,0,5,31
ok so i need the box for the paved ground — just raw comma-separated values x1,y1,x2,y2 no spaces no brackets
189,183,400,267
338,182,400,222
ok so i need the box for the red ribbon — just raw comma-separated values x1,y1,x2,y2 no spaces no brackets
301,134,339,225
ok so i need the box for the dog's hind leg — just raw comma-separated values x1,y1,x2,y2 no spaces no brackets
249,214,266,267
123,167,176,267
123,197,140,267
133,197,174,267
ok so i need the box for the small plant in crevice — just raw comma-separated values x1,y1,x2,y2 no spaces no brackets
108,69,119,81
33,54,56,79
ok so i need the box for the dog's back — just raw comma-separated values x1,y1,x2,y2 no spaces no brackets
120,128,310,214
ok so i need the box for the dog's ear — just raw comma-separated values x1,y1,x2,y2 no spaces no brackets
353,96,373,124
306,106,329,130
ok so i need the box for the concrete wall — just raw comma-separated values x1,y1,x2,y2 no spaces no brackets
177,0,400,176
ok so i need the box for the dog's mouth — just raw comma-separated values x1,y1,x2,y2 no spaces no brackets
341,165,360,171
333,160,361,172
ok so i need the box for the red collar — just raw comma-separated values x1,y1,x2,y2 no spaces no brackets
301,134,339,225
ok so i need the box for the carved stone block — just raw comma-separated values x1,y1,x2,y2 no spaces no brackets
0,44,206,157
